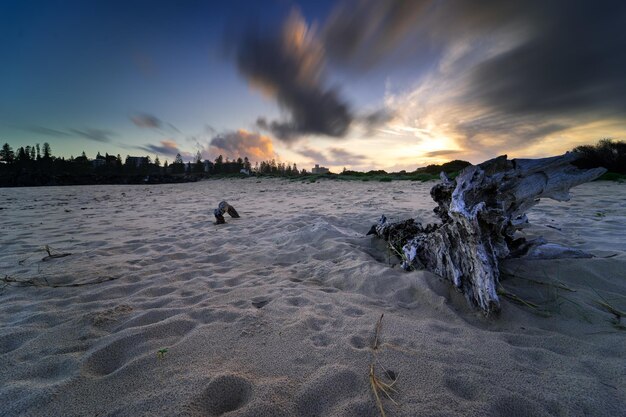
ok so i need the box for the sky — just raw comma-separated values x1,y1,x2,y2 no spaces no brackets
1,0,625,172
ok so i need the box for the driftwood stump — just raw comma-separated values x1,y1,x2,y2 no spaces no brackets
368,153,606,314
214,201,240,224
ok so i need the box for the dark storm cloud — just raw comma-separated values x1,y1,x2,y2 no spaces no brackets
466,1,626,119
323,0,626,139
231,11,352,142
322,0,431,69
69,128,116,143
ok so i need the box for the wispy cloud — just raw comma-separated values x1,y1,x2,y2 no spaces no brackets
423,150,464,158
131,113,161,129
139,139,189,158
69,128,116,143
130,113,180,134
20,125,72,137
296,146,367,167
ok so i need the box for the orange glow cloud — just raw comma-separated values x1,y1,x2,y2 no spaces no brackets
210,129,276,161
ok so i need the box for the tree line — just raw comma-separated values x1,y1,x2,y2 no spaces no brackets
0,138,623,187
0,141,307,186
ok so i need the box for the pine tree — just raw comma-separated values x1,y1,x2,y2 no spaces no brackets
43,143,51,159
17,147,27,161
214,155,223,173
0,143,15,163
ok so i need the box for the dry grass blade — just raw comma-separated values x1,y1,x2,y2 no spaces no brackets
370,364,387,417
585,284,625,329
369,313,398,416
497,286,539,309
596,300,625,318
42,245,72,261
373,313,384,350
503,272,575,292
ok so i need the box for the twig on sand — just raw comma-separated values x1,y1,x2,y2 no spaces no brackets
373,313,384,350
369,314,398,417
0,274,119,289
42,245,72,261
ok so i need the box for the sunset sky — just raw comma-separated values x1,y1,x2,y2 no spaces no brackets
1,0,625,172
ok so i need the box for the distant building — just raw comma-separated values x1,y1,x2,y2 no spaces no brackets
91,153,106,168
125,156,149,167
312,164,329,174
105,154,118,165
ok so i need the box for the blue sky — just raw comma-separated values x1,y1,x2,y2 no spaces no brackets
1,0,625,171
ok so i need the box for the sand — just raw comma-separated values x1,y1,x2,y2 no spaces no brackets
0,178,624,417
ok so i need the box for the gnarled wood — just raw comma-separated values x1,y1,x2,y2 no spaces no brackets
369,153,605,314
214,201,240,224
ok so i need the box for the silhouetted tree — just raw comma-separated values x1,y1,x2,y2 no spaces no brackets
43,142,51,159
36,143,41,160
75,151,88,164
214,155,223,173
172,153,185,174
16,147,27,161
194,151,204,173
573,139,626,173
0,143,15,163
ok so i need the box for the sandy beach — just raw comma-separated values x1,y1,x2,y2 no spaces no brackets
1,178,625,417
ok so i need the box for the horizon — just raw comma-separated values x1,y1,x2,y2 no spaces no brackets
1,0,625,172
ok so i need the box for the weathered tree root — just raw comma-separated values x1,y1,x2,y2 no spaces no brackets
214,201,240,224
369,153,605,314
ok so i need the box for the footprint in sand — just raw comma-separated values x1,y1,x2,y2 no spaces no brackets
191,374,253,416
251,298,270,309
